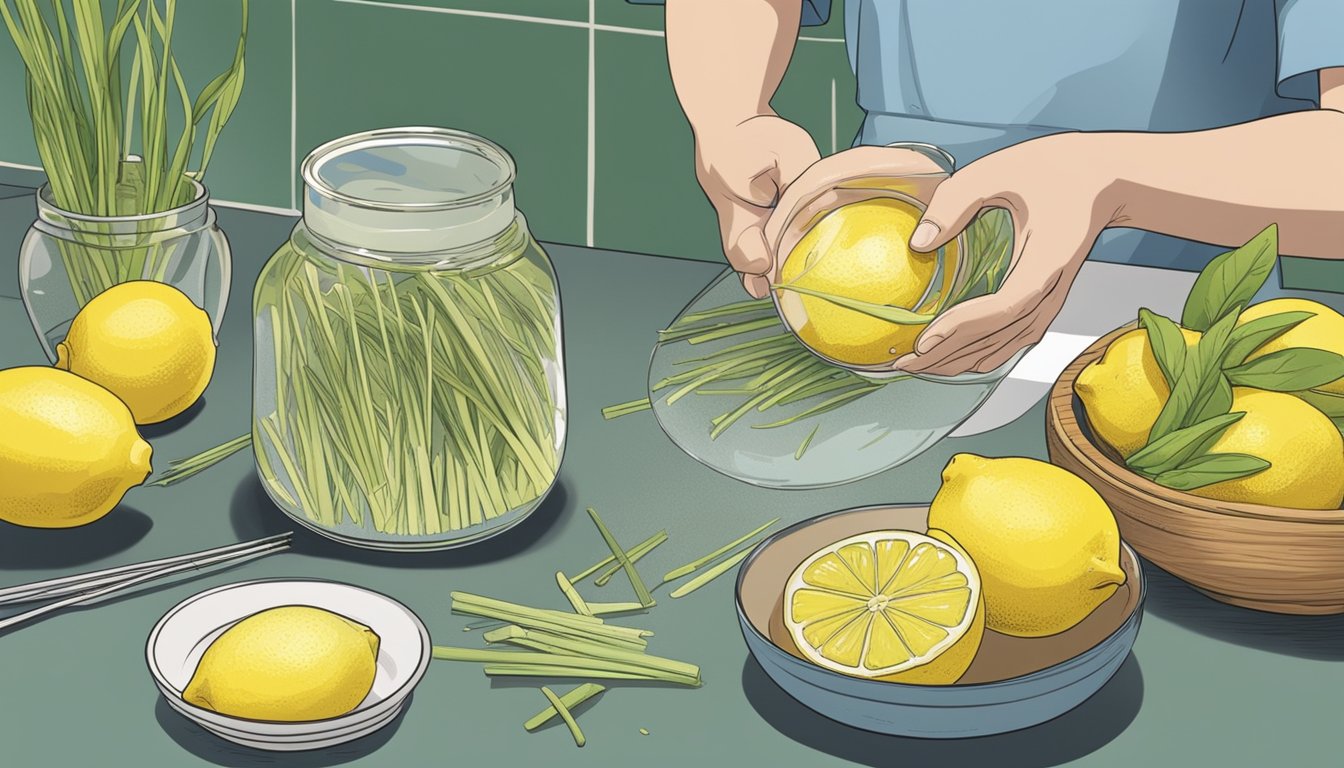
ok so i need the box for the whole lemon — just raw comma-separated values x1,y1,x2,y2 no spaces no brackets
1075,326,1201,458
55,281,216,425
0,367,152,528
184,606,381,722
1237,298,1344,395
927,453,1127,638
776,197,947,366
1189,388,1344,510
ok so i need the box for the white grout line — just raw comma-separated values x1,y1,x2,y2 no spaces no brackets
830,78,837,154
290,0,298,211
330,0,844,42
586,0,596,247
213,198,302,216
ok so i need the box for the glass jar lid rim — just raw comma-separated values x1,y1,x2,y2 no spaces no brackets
301,127,518,212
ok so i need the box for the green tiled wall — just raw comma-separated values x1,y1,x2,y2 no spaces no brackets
1,2,1337,291
0,0,861,263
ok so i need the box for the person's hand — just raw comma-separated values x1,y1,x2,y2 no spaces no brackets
894,132,1121,376
694,115,820,297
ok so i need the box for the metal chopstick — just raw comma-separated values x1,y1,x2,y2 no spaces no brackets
0,532,292,606
0,539,291,633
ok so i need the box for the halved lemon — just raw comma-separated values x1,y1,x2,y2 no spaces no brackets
784,530,983,682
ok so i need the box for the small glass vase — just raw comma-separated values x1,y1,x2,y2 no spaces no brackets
18,176,232,361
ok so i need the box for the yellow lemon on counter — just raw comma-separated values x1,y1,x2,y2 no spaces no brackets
1188,388,1344,510
55,280,216,425
183,606,381,722
785,529,984,684
928,453,1127,638
1075,326,1202,458
1237,298,1344,395
0,367,152,528
776,197,945,366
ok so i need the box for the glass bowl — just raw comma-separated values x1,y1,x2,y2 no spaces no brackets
647,269,1024,489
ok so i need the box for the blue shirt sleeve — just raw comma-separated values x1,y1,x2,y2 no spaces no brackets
624,0,831,27
1276,0,1344,104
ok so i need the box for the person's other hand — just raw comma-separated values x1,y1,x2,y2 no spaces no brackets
894,132,1119,376
694,115,819,297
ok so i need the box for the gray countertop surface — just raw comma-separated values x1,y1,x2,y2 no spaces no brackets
1,182,1343,767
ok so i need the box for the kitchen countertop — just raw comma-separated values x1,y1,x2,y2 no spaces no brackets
2,182,1343,768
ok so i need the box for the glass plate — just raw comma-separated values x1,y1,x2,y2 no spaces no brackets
647,270,1023,489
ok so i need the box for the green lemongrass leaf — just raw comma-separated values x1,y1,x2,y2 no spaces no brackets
1152,453,1271,491
538,687,586,747
686,316,779,344
662,518,779,583
772,283,936,324
481,664,690,684
587,602,647,616
488,627,701,680
670,547,755,599
601,398,651,420
1221,310,1315,368
1126,412,1245,476
525,684,605,733
586,508,656,608
753,384,882,429
572,530,667,583
555,571,593,616
671,298,773,328
795,424,820,459
594,532,668,587
432,647,698,686
150,434,253,487
1181,225,1278,332
1224,348,1344,392
1137,308,1187,389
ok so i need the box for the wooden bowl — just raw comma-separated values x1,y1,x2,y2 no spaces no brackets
1047,324,1344,615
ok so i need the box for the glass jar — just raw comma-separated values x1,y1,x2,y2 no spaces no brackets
252,128,566,550
766,142,1013,379
18,171,231,361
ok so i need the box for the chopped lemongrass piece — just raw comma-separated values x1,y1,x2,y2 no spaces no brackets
640,728,650,736
686,317,779,344
555,571,593,616
482,664,651,681
450,592,650,648
572,530,668,584
485,627,701,680
795,425,820,460
432,647,700,686
150,434,253,487
601,398,652,420
586,509,656,608
595,534,668,586
524,684,605,731
663,518,779,583
771,283,937,324
587,602,647,616
670,547,755,599
672,298,773,326
539,687,586,747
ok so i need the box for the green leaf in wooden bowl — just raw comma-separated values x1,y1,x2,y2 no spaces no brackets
1181,224,1278,332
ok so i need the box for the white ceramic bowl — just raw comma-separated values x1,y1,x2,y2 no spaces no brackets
146,578,431,751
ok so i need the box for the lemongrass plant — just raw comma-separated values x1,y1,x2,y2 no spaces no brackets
0,0,247,304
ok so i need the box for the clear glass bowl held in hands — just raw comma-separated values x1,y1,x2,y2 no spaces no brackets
19,169,231,361
648,144,1021,489
252,128,567,550
765,142,1014,379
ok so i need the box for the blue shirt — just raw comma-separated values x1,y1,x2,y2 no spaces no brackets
640,0,1344,269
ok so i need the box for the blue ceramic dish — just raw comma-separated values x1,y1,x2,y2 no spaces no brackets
735,504,1145,739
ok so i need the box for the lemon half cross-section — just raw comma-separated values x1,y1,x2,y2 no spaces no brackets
784,530,983,683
